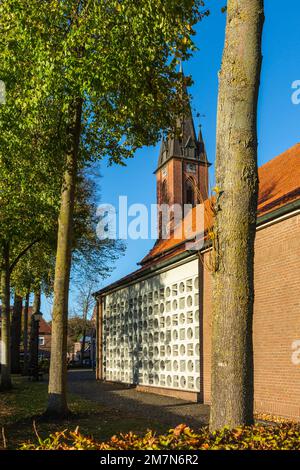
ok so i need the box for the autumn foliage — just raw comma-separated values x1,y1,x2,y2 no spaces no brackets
20,423,300,450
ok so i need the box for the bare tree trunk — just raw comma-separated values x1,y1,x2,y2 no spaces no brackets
0,242,11,390
210,0,264,431
11,293,23,373
80,300,89,367
23,291,30,375
80,328,86,367
45,98,82,417
77,283,94,368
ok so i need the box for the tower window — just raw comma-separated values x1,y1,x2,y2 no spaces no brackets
161,180,168,204
186,182,195,207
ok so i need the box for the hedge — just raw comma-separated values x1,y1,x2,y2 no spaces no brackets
20,423,300,450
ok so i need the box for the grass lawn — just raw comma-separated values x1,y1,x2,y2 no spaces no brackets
0,375,167,450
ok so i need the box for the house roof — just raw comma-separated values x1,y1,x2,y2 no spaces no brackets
95,143,300,296
38,318,51,335
0,306,51,334
256,143,300,215
24,307,52,334
22,306,52,335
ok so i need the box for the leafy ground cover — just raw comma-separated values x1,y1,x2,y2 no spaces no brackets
0,376,166,449
21,423,300,450
1,375,299,450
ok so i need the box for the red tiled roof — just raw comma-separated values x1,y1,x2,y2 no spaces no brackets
257,143,300,215
140,197,214,265
25,307,52,334
0,306,51,335
95,143,300,295
39,318,51,335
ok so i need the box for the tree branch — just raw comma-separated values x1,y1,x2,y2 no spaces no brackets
9,238,42,274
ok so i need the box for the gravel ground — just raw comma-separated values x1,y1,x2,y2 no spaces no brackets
68,369,210,430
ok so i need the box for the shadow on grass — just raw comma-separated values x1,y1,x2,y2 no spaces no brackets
0,375,171,450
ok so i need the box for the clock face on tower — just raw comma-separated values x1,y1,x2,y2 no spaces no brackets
186,162,197,173
162,166,168,178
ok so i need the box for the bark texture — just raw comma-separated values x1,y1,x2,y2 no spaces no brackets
95,299,102,380
0,242,11,390
80,328,86,367
29,288,41,378
210,0,264,430
46,99,82,417
11,294,23,373
22,292,30,375
80,298,89,366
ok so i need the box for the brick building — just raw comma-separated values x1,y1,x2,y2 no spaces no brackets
94,104,300,420
0,306,51,360
37,315,52,358
25,307,52,358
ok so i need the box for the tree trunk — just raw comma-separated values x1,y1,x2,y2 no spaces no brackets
80,300,89,367
210,0,264,431
80,328,86,367
23,291,30,375
11,294,23,374
0,242,12,390
29,289,41,380
45,98,82,417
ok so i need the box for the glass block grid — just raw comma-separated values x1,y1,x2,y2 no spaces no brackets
102,260,201,392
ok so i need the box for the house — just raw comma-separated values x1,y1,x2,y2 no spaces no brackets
94,100,300,420
35,313,52,358
71,333,95,366
22,307,52,358
0,306,51,360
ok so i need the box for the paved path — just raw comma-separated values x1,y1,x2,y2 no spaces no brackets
68,369,210,430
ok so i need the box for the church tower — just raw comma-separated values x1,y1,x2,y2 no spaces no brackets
155,99,210,238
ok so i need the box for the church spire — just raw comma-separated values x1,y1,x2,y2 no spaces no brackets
197,126,209,164
156,93,206,171
155,80,211,238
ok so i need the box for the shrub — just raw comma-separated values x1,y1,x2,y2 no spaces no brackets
20,423,300,450
38,359,50,373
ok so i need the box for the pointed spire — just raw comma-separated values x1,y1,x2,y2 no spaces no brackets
198,125,205,152
156,98,202,170
197,126,210,165
157,136,168,167
155,71,210,171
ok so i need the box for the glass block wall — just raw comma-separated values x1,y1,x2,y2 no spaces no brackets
102,259,201,392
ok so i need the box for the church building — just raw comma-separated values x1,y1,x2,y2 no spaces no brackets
94,103,300,420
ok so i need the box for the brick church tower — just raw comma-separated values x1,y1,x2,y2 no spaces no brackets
155,99,210,238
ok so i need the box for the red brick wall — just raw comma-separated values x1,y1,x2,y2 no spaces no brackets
202,213,300,420
198,164,209,203
156,159,209,237
156,160,183,235
39,333,51,353
156,159,182,208
253,213,300,418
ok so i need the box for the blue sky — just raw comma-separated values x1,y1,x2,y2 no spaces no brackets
41,0,300,320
